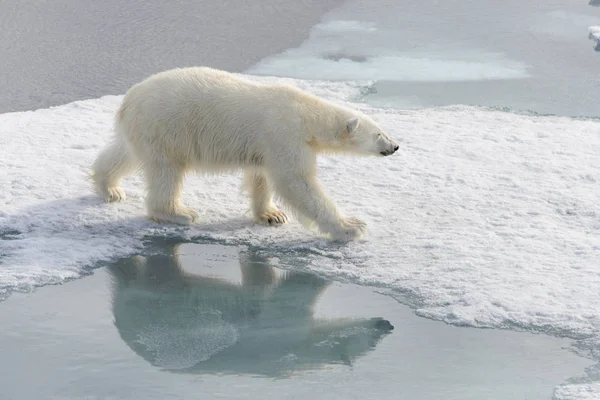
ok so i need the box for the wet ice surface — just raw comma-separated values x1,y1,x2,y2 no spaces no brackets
0,242,593,400
2,82,599,340
247,0,600,117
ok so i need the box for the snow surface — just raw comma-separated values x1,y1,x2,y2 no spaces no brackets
555,382,600,400
1,76,600,369
589,26,600,50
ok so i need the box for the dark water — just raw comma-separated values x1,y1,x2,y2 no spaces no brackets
0,0,343,113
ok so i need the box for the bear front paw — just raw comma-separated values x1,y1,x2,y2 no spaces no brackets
100,186,126,203
257,209,288,226
328,217,367,241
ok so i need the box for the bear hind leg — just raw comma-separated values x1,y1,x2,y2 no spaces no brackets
92,139,137,202
243,170,288,225
144,162,198,225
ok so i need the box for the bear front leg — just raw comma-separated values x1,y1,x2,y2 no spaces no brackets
144,162,199,225
271,171,366,241
244,170,288,225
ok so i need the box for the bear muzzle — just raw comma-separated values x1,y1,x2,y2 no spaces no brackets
380,145,399,156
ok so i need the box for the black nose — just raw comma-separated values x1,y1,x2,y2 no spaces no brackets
380,146,400,156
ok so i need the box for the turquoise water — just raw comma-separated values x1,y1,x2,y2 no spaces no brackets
0,242,593,400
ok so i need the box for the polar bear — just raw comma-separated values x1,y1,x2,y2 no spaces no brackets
92,67,398,240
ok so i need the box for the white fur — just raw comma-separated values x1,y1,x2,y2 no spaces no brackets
92,67,398,241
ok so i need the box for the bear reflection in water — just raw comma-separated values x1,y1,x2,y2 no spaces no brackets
108,243,394,377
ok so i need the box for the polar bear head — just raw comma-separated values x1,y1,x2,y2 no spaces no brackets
341,114,399,157
315,109,398,157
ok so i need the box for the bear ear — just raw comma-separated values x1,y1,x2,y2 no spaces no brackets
346,118,360,134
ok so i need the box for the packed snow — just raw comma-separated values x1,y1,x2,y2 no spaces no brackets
1,76,599,377
590,26,600,50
